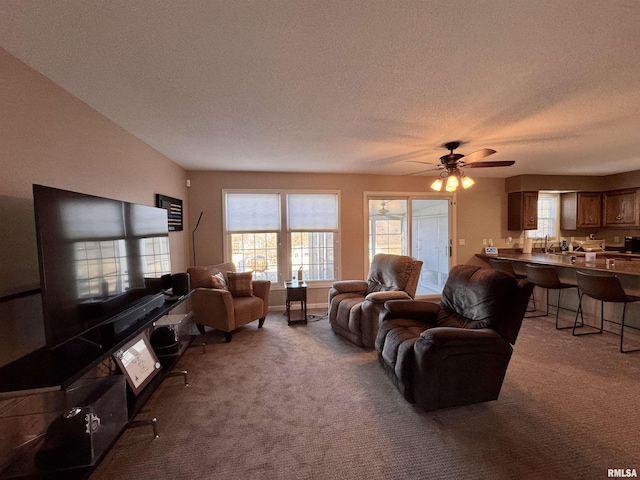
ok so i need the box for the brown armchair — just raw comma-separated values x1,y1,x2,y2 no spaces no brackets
375,264,534,411
328,253,423,348
187,262,271,342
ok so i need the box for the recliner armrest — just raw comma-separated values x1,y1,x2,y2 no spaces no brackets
365,291,410,304
418,327,506,348
380,299,440,323
331,280,368,294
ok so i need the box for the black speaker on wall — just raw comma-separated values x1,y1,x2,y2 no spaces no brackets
171,273,190,296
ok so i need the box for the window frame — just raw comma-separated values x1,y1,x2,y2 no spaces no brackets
223,189,341,289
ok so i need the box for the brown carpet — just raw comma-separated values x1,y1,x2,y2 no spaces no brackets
90,310,640,480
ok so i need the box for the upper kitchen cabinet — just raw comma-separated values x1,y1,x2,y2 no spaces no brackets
508,191,538,230
560,192,601,230
603,189,639,227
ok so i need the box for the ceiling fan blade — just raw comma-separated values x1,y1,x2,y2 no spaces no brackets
406,160,435,165
372,214,404,221
405,167,443,176
462,148,496,163
466,160,516,168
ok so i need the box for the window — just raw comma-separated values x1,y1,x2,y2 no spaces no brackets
230,232,279,281
224,191,339,284
226,193,280,282
526,193,559,239
291,232,334,281
369,200,407,259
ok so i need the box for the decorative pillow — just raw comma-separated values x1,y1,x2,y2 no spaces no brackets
210,272,228,290
226,271,253,297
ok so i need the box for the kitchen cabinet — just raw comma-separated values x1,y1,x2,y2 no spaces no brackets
508,191,538,230
560,192,601,229
603,189,639,227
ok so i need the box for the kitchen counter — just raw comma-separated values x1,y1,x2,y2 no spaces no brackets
476,251,640,276
474,250,640,335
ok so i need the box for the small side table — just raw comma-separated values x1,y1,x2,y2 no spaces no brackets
285,281,307,325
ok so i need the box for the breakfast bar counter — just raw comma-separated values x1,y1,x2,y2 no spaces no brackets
474,251,640,336
476,251,640,277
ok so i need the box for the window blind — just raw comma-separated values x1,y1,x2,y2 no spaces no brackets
287,193,338,231
226,193,281,232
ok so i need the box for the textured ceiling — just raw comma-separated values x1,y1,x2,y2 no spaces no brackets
1,1,639,178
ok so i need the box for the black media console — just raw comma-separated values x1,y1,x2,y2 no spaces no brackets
0,293,198,479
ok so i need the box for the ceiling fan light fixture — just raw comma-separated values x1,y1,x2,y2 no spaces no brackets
445,174,459,192
430,178,444,191
461,175,475,189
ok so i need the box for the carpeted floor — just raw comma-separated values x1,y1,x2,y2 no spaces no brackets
90,309,640,480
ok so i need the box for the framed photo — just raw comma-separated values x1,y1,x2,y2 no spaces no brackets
113,332,161,396
155,194,183,231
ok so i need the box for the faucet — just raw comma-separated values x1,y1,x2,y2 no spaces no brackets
544,234,550,253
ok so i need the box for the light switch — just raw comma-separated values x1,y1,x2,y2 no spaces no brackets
459,239,465,246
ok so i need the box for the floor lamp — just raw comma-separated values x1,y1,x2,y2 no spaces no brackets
192,211,203,266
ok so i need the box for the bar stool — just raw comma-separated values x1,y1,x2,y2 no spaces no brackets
525,264,579,329
573,271,640,353
489,258,535,312
488,258,525,279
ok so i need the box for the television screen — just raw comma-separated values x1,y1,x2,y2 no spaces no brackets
33,185,171,350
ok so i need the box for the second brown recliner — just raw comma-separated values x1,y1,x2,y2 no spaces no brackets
328,253,423,348
376,264,534,411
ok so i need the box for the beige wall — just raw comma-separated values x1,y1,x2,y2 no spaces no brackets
186,171,511,306
0,48,188,365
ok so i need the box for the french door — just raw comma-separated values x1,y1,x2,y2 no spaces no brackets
368,195,454,297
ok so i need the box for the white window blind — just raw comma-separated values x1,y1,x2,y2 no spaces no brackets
287,193,338,231
225,193,281,232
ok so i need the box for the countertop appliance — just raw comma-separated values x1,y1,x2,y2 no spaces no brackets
624,236,640,253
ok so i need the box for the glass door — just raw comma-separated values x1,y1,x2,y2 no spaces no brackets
411,199,450,295
368,195,452,297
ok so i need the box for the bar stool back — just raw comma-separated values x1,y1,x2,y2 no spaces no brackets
573,271,640,353
525,264,578,329
489,258,535,312
488,258,525,278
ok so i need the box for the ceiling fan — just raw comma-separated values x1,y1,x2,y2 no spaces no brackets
407,141,515,192
373,200,404,220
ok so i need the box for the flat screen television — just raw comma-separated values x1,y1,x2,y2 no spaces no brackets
33,185,172,352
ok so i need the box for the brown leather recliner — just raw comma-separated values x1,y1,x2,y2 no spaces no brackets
375,264,534,411
187,262,270,342
328,253,423,348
